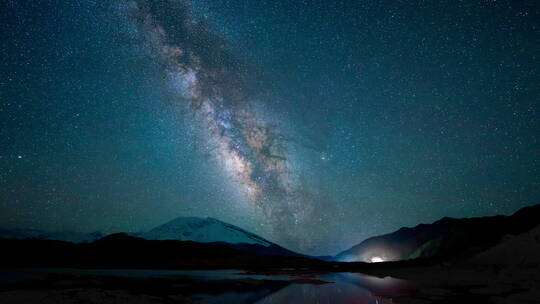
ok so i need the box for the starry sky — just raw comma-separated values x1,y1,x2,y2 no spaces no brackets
1,0,539,255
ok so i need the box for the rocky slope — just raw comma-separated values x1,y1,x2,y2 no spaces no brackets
335,203,540,262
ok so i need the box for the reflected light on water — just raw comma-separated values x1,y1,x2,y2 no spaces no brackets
252,272,414,304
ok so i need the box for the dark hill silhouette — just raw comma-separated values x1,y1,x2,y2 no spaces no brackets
335,203,540,262
0,233,324,270
2,204,539,270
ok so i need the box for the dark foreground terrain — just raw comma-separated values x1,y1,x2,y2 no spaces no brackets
1,239,539,303
0,270,294,304
0,263,538,303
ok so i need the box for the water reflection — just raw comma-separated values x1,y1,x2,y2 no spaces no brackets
254,281,393,304
0,269,414,303
196,272,414,304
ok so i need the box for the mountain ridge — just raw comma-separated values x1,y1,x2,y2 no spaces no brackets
335,203,540,262
0,216,307,259
0,228,103,243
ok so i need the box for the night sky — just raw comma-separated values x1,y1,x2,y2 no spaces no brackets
1,0,539,255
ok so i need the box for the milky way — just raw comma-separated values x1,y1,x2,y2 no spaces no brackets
120,0,312,243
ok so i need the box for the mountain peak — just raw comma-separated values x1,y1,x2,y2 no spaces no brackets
141,216,272,246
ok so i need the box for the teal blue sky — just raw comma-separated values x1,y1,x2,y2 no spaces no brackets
1,0,538,255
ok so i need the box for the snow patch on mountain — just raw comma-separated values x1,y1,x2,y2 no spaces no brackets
141,217,272,246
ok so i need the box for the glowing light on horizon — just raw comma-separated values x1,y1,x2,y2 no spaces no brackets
370,256,384,263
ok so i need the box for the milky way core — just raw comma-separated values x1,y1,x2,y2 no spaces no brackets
121,0,311,244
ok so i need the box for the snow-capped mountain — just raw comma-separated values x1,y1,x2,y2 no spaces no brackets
141,217,273,246
0,217,308,258
0,228,102,243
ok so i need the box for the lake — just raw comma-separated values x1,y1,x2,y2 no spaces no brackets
0,268,416,303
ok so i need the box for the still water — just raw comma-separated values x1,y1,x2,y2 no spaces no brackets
193,271,414,304
0,268,415,303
